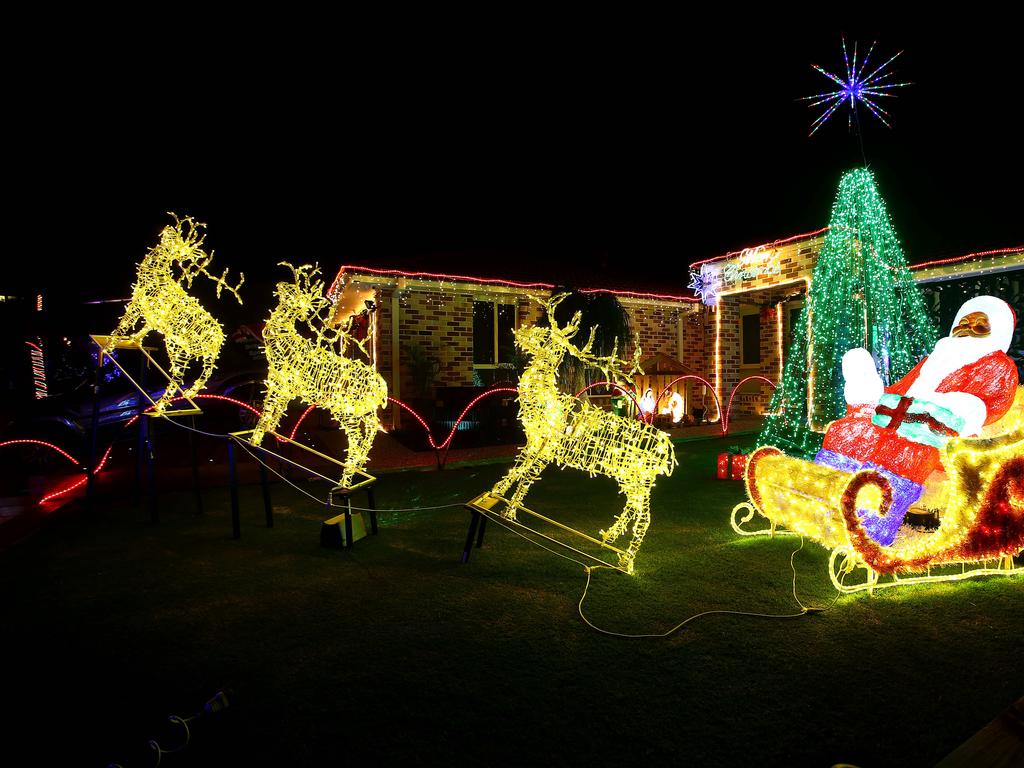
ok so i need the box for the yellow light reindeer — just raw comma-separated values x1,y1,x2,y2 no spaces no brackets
250,263,388,489
105,214,243,414
491,295,677,573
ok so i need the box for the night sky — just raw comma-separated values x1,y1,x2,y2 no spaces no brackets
16,21,1022,316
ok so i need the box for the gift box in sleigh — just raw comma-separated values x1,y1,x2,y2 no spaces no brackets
731,387,1024,594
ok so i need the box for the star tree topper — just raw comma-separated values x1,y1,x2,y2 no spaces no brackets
801,35,911,136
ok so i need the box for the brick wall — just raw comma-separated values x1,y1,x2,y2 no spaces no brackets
397,290,475,396
340,265,816,428
715,297,742,415
517,295,546,330
710,236,822,417
626,304,680,360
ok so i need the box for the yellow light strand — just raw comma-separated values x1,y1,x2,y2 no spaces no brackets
105,214,243,414
492,295,677,573
734,386,1024,593
250,264,388,489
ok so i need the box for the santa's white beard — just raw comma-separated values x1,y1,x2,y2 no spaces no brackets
907,334,1003,398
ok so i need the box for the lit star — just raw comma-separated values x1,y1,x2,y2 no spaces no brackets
688,263,720,307
801,36,911,136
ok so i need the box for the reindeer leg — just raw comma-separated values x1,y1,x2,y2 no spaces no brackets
129,325,152,346
338,415,376,489
616,482,652,575
503,452,547,520
600,503,632,545
154,338,190,413
251,379,289,446
353,414,379,476
491,449,537,519
110,303,144,348
183,349,217,400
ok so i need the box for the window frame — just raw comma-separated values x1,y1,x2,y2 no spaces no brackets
472,299,518,371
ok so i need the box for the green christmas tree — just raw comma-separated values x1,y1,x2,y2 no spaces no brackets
759,168,938,458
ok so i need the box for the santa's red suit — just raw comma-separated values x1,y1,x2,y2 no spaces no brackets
821,296,1019,484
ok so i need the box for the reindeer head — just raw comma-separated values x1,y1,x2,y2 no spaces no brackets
143,213,208,271
513,294,578,363
274,263,370,354
520,294,643,384
143,214,244,302
275,263,332,319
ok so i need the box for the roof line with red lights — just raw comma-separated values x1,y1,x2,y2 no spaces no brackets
331,265,701,303
331,243,1021,304
688,227,830,268
907,246,1022,270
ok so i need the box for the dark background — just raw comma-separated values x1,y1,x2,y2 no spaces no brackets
11,18,1022,312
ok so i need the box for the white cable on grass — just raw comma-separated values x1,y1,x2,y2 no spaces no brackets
577,536,844,638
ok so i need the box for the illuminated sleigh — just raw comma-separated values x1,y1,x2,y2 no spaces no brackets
731,387,1024,594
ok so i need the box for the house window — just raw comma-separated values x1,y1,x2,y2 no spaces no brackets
473,301,516,381
741,305,761,367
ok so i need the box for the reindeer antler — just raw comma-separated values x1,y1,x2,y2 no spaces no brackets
209,265,245,303
560,325,643,386
544,294,583,340
338,315,372,358
165,213,244,304
279,262,357,348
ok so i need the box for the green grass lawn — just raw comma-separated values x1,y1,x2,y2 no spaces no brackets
2,437,1020,766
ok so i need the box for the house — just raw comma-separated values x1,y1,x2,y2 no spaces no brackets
328,240,1023,429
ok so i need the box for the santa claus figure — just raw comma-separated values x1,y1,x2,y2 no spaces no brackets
815,295,1019,545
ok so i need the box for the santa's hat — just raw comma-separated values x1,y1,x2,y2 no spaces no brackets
951,296,1016,353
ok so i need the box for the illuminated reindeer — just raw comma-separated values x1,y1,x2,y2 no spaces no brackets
492,295,677,573
251,263,388,488
106,214,243,414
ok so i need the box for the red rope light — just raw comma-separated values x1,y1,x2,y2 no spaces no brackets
577,287,699,302
0,439,81,466
40,476,88,504
386,388,518,450
332,265,555,292
289,404,318,441
37,393,266,505
190,393,262,417
331,265,698,303
723,375,777,435
908,246,1022,270
94,444,114,474
688,228,830,268
436,388,517,450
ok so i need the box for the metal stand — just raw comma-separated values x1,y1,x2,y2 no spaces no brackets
134,354,149,506
229,429,377,549
89,335,202,417
189,415,204,515
145,415,158,523
226,439,275,539
228,440,240,539
461,491,631,574
86,353,102,510
86,335,204,524
321,479,377,549
259,461,274,528
462,508,488,563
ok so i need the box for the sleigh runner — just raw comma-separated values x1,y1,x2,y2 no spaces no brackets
732,386,1024,593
